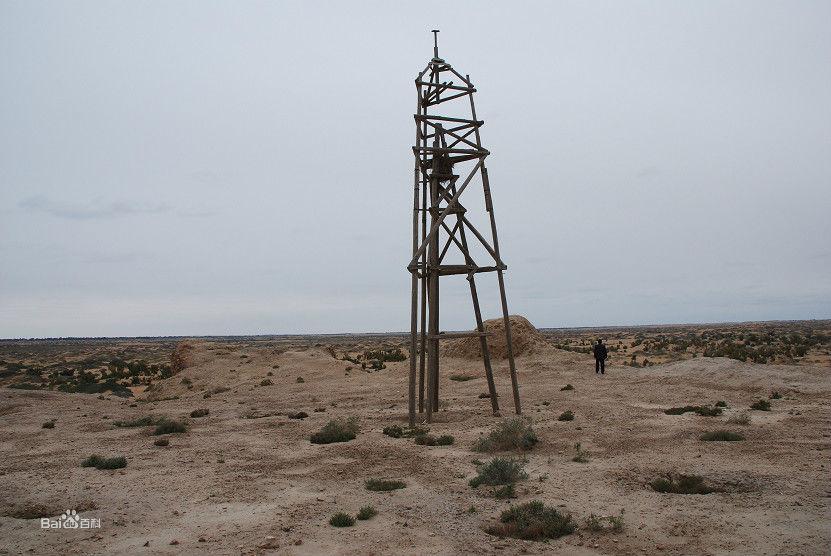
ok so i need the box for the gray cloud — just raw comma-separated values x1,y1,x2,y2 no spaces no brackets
19,196,169,220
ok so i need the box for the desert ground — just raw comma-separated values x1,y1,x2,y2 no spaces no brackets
0,319,829,555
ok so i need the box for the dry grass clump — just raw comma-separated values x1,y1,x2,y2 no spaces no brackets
81,454,127,470
383,425,429,438
42,420,56,429
449,374,475,382
154,437,170,447
727,411,751,425
473,417,538,453
571,442,589,463
486,501,575,541
699,430,745,441
651,474,716,494
189,408,209,418
153,418,187,435
585,511,625,533
750,399,771,411
414,434,454,446
310,417,358,444
664,405,722,416
365,478,406,492
558,410,575,421
560,384,574,391
356,506,377,520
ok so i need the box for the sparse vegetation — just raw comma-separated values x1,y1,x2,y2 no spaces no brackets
486,501,575,541
558,410,575,421
699,430,745,441
473,417,538,452
715,400,728,407
585,511,625,533
560,384,574,391
769,391,782,399
449,374,475,382
469,457,528,488
41,420,55,429
310,417,359,444
288,411,309,420
260,379,273,386
356,506,377,520
154,437,170,447
664,405,722,416
651,474,715,494
329,512,355,527
383,424,430,439
296,376,305,383
750,399,771,411
153,418,188,435
189,408,209,418
571,442,589,463
81,454,127,470
114,415,159,428
365,478,406,491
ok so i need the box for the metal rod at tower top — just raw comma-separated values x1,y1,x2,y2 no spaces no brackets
407,33,521,424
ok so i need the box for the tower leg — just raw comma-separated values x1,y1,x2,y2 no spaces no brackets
496,269,521,415
468,274,500,415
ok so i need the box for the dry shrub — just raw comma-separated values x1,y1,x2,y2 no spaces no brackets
474,417,538,452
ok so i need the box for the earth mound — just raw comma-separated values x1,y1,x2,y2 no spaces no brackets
440,315,544,359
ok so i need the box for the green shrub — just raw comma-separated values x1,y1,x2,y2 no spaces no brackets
560,384,574,391
486,501,575,540
288,411,309,420
696,406,723,417
383,425,403,438
436,434,454,445
664,405,722,416
699,430,745,441
384,424,429,439
750,399,771,411
42,421,55,429
356,506,377,520
189,408,209,418
296,376,305,383
365,478,406,492
769,391,782,399
414,434,436,446
558,410,574,421
329,512,355,527
310,417,359,444
153,418,187,435
469,458,528,488
651,474,715,494
473,417,538,452
81,454,127,470
493,484,516,499
449,374,475,382
260,379,273,386
714,400,728,407
586,512,624,533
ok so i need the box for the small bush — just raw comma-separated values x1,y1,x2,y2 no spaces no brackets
260,379,273,386
365,478,406,491
81,454,127,470
356,506,377,520
189,408,209,418
769,391,782,400
699,430,745,441
715,400,728,407
296,376,305,383
493,483,516,499
487,501,575,541
42,421,55,429
750,399,771,411
651,474,714,494
449,374,475,382
436,434,454,445
154,437,170,447
310,417,359,444
469,458,528,488
153,418,187,435
288,411,309,420
558,410,574,421
414,434,436,446
586,512,624,533
114,416,158,428
560,384,574,391
473,417,538,453
727,411,751,425
329,512,355,527
664,405,722,416
383,425,403,438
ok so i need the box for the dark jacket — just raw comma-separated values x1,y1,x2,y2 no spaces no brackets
593,344,608,360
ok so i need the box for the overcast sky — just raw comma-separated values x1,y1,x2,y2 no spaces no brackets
1,1,829,338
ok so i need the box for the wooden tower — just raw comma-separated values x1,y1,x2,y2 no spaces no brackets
407,31,521,426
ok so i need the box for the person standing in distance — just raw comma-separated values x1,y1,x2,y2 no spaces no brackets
593,339,608,374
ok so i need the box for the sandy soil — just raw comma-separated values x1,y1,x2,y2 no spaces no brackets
0,334,829,555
